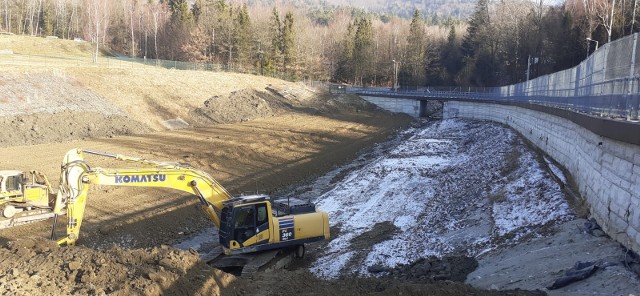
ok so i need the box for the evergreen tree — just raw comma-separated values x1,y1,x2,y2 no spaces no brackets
211,0,234,66
460,0,498,86
353,17,373,85
233,4,251,69
282,12,295,73
169,0,191,24
192,0,202,23
461,0,489,58
405,9,426,86
441,26,463,84
335,22,355,83
40,3,54,36
270,7,283,74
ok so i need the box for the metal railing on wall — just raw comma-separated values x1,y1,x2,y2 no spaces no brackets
344,33,640,122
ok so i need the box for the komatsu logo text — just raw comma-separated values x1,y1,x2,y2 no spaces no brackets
115,174,167,184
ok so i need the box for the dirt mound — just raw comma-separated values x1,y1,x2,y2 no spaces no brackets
0,71,124,117
0,111,150,148
0,238,231,296
0,71,150,147
190,87,381,125
190,89,283,124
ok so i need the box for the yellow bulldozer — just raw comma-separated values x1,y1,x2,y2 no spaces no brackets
0,170,57,228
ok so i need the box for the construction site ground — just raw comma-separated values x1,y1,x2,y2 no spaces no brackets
0,36,639,295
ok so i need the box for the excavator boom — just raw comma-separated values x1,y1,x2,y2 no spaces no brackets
52,148,329,263
53,148,232,245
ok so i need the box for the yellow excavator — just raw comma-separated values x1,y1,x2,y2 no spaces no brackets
0,170,57,228
51,148,330,258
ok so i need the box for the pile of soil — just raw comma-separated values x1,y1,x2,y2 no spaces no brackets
190,87,380,125
0,71,151,147
0,111,150,147
0,238,230,296
0,70,379,146
0,238,541,296
0,72,124,117
190,89,282,124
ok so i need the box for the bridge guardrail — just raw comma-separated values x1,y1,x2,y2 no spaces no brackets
347,84,639,120
340,33,640,122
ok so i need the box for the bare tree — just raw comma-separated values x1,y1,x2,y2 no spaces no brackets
149,1,168,60
595,0,617,42
632,0,638,33
124,0,140,57
2,0,9,32
85,0,109,63
567,0,600,39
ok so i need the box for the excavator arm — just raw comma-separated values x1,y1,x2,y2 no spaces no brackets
52,148,232,246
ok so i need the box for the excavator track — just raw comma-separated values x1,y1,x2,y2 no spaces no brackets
203,246,294,278
0,208,56,229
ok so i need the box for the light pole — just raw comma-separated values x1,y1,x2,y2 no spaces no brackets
526,55,531,81
586,38,599,57
392,59,398,91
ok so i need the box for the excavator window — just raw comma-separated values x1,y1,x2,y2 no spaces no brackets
257,205,267,225
233,206,256,244
235,207,255,228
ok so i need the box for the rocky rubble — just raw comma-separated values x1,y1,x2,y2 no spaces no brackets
0,238,227,296
369,256,479,282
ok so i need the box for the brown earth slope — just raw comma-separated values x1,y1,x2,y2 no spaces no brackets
0,36,545,295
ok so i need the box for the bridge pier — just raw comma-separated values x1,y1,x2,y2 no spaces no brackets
360,96,443,118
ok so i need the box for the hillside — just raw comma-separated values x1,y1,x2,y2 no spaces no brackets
234,0,477,19
0,35,354,146
323,0,476,18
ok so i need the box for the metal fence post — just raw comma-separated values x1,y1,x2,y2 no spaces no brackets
628,33,638,121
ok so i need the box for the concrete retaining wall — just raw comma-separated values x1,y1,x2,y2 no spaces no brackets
361,96,421,117
444,101,640,252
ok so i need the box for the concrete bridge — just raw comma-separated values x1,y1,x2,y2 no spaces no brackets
352,89,640,254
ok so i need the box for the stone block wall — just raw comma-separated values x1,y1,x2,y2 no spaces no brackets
444,101,640,252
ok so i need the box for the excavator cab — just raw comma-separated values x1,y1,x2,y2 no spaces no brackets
218,195,329,255
219,196,272,252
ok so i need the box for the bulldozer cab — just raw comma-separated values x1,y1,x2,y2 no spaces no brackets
0,170,55,225
0,170,24,196
0,170,51,209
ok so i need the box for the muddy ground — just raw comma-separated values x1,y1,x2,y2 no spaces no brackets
0,71,554,295
0,68,637,295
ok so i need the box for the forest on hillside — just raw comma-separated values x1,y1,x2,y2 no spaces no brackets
1,0,638,87
243,0,478,19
